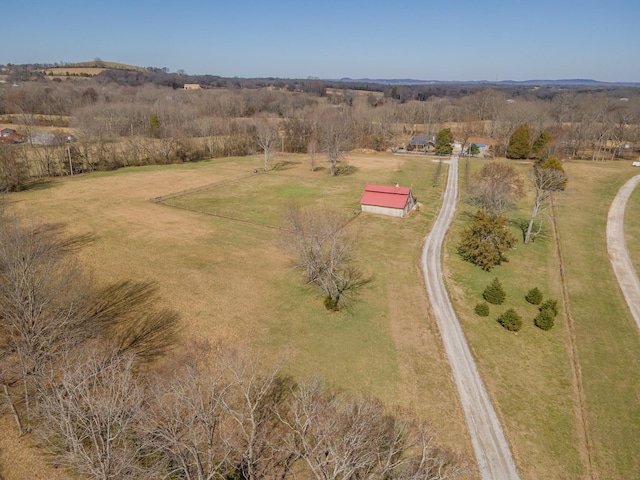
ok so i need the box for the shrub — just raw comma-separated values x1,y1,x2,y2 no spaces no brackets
483,278,506,305
525,287,543,305
324,295,339,311
475,302,490,317
539,299,559,317
534,308,555,330
497,308,522,332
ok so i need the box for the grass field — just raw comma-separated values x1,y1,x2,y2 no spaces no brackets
4,153,640,479
445,159,640,479
4,152,475,475
553,162,640,477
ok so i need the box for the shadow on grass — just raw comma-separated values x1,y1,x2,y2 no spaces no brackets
25,179,57,191
511,217,551,244
272,160,301,171
336,165,358,176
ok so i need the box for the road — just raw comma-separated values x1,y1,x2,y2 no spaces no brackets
606,174,640,332
421,155,520,479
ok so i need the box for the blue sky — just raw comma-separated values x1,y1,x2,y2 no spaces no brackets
5,0,640,82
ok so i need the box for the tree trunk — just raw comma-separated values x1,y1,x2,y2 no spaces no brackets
525,197,541,245
3,383,24,436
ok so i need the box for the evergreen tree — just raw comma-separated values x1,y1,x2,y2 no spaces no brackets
537,156,567,190
497,308,522,331
435,128,453,155
525,287,543,305
483,277,506,305
458,211,517,271
531,129,553,159
507,124,531,159
469,143,480,156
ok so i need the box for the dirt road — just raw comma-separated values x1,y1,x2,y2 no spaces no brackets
606,174,640,332
421,156,520,479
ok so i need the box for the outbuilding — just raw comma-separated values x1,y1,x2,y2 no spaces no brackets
360,184,416,218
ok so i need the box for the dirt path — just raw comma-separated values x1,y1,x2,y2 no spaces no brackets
606,174,640,332
421,156,519,479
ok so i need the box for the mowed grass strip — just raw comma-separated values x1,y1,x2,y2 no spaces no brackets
554,161,640,478
7,153,474,462
445,159,584,479
625,180,640,276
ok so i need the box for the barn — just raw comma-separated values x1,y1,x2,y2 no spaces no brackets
359,184,416,218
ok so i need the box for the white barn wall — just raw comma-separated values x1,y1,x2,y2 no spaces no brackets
361,205,406,217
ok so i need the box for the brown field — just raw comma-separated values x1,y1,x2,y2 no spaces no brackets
3,153,640,479
2,152,475,476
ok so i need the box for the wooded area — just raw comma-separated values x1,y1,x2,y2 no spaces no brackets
0,64,639,191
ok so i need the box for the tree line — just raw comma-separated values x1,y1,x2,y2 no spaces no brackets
0,74,638,188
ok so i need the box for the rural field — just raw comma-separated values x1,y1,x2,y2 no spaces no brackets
2,151,640,479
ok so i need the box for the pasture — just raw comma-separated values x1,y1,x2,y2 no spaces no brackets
4,152,640,479
446,159,640,479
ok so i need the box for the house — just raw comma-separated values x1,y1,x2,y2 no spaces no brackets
0,128,24,144
407,135,436,153
360,184,417,218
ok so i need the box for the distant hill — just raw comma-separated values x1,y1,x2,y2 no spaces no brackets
68,60,147,72
43,60,147,78
334,77,640,87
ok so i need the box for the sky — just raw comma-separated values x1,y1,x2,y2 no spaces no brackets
4,0,640,82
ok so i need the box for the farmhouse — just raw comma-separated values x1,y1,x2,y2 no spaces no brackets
407,135,436,153
360,184,416,218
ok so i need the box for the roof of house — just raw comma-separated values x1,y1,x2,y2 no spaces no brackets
360,184,413,209
409,135,436,145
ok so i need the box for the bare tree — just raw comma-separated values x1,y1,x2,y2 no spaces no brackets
38,353,143,480
140,341,235,480
141,343,293,480
525,159,567,245
254,118,280,171
285,205,371,310
222,350,294,480
466,162,525,216
279,379,466,480
319,109,351,176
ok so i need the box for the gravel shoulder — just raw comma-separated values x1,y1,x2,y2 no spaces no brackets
420,156,519,479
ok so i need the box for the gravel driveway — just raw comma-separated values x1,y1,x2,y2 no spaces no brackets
421,156,519,479
607,174,640,331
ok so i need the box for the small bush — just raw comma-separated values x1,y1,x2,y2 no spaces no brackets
323,296,339,311
497,308,522,332
525,287,543,305
539,299,559,317
534,308,555,330
483,278,506,305
474,302,490,317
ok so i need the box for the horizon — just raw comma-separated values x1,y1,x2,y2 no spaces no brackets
4,0,640,83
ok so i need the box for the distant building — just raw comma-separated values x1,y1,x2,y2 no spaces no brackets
360,184,416,218
407,136,436,153
0,128,24,144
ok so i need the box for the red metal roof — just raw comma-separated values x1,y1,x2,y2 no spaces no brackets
360,184,412,209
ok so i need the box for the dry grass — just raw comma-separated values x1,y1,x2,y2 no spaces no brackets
6,153,474,472
446,158,640,479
